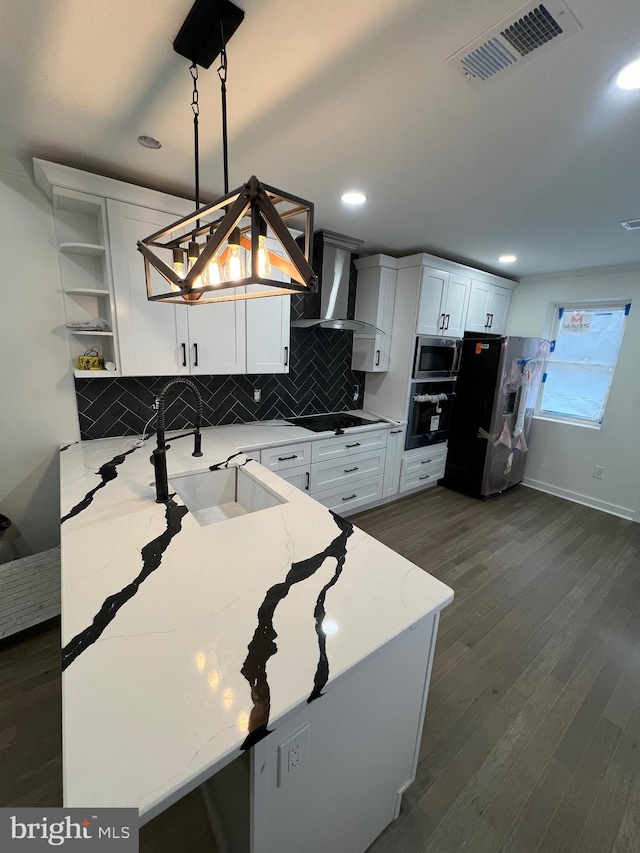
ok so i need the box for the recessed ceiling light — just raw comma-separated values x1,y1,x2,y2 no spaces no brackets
137,135,162,149
498,254,517,263
341,191,366,205
616,57,640,90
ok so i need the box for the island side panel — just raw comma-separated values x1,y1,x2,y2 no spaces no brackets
248,612,438,853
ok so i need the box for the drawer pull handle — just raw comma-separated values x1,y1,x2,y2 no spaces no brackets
305,471,310,490
390,429,402,434
278,454,298,461
344,466,359,473
343,494,357,501
346,442,361,448
419,475,430,480
421,459,433,464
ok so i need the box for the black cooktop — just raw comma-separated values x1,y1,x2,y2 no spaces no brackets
287,413,384,434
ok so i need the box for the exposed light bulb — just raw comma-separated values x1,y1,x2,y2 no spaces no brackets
257,234,272,277
224,228,245,282
186,240,203,301
203,231,223,287
171,248,185,292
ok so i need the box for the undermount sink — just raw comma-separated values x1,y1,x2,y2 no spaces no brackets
170,466,287,527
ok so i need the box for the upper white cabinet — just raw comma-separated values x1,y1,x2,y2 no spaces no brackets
465,280,512,335
416,267,471,338
107,200,190,377
246,239,291,374
352,257,397,372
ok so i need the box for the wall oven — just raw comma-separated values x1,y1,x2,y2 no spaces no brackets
406,379,456,450
413,336,461,380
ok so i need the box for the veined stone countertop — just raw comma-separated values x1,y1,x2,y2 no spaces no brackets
60,415,452,823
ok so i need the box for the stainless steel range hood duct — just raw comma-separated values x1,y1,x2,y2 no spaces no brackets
290,230,383,334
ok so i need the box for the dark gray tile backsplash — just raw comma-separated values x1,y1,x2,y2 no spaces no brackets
75,323,366,440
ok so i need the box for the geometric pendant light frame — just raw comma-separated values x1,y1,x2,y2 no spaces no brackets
138,174,317,304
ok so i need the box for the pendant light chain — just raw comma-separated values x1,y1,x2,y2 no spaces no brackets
217,22,230,196
190,62,200,213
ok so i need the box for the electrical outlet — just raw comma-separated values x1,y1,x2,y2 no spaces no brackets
277,724,309,787
593,466,605,479
253,388,261,403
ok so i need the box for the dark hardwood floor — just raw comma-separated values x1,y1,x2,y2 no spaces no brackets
1,485,639,853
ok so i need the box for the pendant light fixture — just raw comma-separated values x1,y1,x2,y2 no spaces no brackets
138,0,317,305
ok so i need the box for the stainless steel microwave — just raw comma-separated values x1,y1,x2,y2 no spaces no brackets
413,336,461,380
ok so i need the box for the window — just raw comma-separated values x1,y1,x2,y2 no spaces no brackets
536,302,630,426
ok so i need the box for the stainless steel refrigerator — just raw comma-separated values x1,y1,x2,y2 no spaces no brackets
441,335,546,498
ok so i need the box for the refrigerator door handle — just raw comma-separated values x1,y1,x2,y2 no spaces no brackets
453,343,463,374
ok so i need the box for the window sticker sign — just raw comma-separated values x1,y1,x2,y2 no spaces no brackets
0,808,138,850
562,311,593,333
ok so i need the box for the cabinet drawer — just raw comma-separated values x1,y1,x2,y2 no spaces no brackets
399,463,444,493
310,449,386,493
401,444,447,476
277,465,310,493
311,429,388,463
260,442,312,472
313,477,384,515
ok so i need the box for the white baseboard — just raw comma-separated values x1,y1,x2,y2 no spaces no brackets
521,478,636,521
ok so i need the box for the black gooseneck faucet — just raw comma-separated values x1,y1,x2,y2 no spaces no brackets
151,378,203,503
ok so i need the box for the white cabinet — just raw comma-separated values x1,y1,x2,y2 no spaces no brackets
399,443,447,494
246,239,290,374
107,201,190,376
382,426,406,498
278,466,311,493
108,200,247,376
416,267,470,338
352,261,397,372
465,281,512,335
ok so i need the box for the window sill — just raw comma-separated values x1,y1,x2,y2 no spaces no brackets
533,413,602,430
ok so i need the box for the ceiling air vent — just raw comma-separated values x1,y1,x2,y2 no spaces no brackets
448,0,582,87
620,219,640,231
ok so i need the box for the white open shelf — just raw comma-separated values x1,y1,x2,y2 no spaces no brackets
59,242,106,257
74,369,119,379
64,288,111,297
69,330,113,336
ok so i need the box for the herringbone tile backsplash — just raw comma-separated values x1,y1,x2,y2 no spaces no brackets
75,311,366,440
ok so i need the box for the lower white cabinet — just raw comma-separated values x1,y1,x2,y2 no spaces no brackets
312,477,384,514
278,465,311,493
260,442,313,473
382,426,406,498
399,443,447,494
310,449,386,493
311,429,388,463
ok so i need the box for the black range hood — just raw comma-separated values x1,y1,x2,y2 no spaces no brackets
290,230,383,334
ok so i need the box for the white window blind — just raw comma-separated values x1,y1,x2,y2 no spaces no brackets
538,303,629,425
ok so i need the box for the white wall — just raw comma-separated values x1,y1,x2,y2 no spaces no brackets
506,266,640,520
0,156,79,561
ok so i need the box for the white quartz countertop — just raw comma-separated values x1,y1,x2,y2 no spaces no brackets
60,415,452,823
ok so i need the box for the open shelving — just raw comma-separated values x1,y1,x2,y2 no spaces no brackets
52,187,120,376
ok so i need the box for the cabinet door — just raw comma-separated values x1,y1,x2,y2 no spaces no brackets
487,286,511,335
246,239,291,374
188,289,246,375
107,200,189,376
441,273,470,338
352,266,395,372
382,427,406,497
465,280,492,333
416,268,447,336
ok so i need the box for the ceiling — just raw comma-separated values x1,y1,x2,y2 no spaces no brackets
2,0,640,277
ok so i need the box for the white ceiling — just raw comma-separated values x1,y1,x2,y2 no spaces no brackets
2,0,640,277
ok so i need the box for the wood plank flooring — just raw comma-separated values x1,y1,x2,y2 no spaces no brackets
1,485,639,853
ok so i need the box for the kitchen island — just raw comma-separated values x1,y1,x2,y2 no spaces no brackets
60,419,453,853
